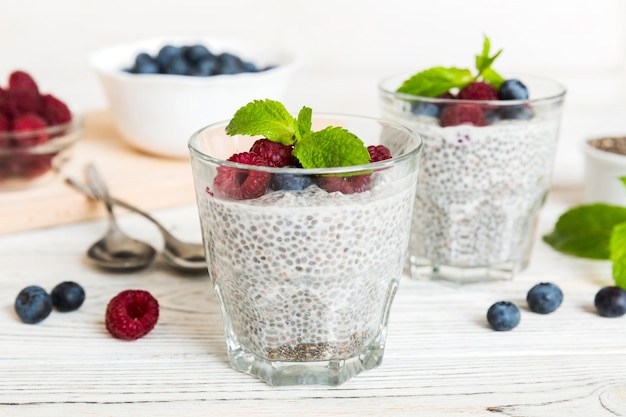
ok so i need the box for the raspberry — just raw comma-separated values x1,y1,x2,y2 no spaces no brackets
8,70,39,94
437,91,456,100
213,152,271,200
250,138,295,167
12,155,53,178
367,145,392,162
11,113,49,147
440,104,487,127
1,88,43,118
316,174,371,194
42,94,72,125
105,289,159,340
457,81,498,101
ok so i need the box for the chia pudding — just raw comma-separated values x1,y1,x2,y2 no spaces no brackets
398,114,559,269
379,73,565,281
198,179,416,362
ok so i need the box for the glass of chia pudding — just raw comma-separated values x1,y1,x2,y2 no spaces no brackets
189,112,422,386
379,73,566,283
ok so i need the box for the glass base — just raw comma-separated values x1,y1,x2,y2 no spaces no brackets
226,329,388,387
408,256,527,284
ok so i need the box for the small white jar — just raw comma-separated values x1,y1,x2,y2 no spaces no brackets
582,136,626,206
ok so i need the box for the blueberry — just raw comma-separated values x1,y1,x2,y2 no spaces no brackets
51,281,85,312
411,102,440,118
499,105,533,120
484,110,501,124
242,61,259,73
486,301,520,331
185,44,213,64
216,52,245,75
132,53,160,74
526,282,563,314
156,45,182,69
14,285,52,324
190,56,218,76
164,55,191,75
594,286,626,317
498,79,529,100
271,172,313,191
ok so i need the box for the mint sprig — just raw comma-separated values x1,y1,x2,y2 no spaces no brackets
225,99,370,169
543,176,626,289
396,35,505,97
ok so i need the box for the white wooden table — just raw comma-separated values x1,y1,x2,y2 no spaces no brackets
0,185,624,416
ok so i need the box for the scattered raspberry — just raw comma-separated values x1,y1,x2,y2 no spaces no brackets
440,104,487,127
250,138,295,167
213,152,271,200
8,70,39,94
457,81,498,101
105,289,159,340
42,94,72,125
367,145,392,162
11,113,49,147
1,88,43,118
316,174,371,194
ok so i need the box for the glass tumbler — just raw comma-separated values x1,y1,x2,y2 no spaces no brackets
379,74,566,283
189,115,422,386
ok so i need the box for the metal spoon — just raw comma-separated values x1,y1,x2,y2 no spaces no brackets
79,164,157,271
67,165,207,273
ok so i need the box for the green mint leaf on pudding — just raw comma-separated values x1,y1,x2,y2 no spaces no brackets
611,222,626,289
396,67,473,97
292,126,371,169
542,203,626,259
295,106,313,142
476,36,504,82
226,99,297,145
226,99,371,169
481,67,505,89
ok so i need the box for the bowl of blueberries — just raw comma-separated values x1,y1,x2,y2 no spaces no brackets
89,36,299,158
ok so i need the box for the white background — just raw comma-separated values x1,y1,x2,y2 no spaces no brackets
2,0,626,185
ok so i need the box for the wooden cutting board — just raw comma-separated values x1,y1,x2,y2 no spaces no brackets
0,110,198,235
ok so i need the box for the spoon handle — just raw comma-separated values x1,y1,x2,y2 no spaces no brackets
65,170,173,238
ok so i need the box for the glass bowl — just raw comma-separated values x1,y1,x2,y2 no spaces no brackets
0,113,83,191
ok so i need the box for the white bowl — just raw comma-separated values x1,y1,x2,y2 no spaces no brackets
89,36,299,158
582,136,626,206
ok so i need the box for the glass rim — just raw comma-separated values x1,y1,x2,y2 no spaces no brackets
188,113,423,175
378,72,567,106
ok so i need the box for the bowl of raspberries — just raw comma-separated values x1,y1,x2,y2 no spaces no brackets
89,36,299,159
0,70,82,190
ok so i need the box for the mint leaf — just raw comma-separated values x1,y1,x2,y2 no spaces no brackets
611,222,626,289
543,203,626,259
226,99,297,145
295,106,312,142
292,126,370,169
396,67,473,97
481,67,505,89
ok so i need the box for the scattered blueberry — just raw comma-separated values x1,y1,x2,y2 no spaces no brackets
486,301,520,331
411,102,440,118
594,286,626,318
14,285,52,324
271,172,313,191
498,79,529,100
51,281,86,312
499,105,533,120
526,282,563,314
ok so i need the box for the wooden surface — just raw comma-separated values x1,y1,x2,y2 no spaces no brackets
0,110,197,235
0,185,624,416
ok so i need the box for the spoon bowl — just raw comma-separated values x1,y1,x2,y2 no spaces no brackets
84,164,158,271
